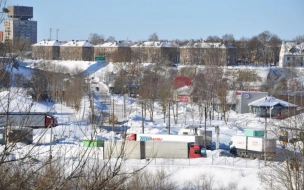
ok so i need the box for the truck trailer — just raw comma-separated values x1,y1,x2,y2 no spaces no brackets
145,141,206,159
0,112,57,129
104,141,207,159
126,133,204,144
125,133,211,149
229,135,277,159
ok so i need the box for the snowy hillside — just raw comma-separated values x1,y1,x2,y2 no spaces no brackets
1,60,304,189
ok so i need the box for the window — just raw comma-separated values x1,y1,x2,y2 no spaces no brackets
287,57,290,61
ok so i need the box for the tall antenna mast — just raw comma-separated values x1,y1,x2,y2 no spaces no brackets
50,28,52,40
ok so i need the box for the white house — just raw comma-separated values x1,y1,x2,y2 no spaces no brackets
279,41,304,67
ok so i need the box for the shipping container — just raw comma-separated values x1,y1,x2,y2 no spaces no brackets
244,129,264,137
230,135,276,159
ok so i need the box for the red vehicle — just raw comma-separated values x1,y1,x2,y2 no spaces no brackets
0,112,57,129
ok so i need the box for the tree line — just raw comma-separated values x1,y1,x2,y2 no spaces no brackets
89,31,304,66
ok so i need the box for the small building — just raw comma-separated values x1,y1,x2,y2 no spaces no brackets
236,91,268,114
278,41,304,67
248,96,297,118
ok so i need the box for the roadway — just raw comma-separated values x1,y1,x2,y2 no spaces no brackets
92,82,138,133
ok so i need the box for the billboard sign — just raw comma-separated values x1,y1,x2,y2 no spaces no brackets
176,95,189,102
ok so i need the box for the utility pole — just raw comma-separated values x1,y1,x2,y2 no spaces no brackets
141,101,144,134
112,98,114,132
204,106,207,149
264,108,267,166
56,29,59,41
168,101,170,134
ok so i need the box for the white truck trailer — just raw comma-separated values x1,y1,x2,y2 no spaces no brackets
229,135,277,159
104,141,207,159
0,112,57,129
125,133,211,148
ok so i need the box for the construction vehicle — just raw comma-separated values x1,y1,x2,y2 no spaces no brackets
229,135,276,159
0,112,57,129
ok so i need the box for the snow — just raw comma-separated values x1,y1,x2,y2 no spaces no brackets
248,96,297,107
2,59,302,189
32,40,64,46
131,41,175,47
94,40,134,47
61,40,93,47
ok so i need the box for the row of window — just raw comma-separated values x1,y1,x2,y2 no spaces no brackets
286,56,304,61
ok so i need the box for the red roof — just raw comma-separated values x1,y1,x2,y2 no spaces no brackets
173,77,192,89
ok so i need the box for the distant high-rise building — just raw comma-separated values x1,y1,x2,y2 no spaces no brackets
3,5,37,44
0,31,3,41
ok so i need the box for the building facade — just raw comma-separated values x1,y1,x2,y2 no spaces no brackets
32,40,238,65
180,41,237,66
32,40,63,60
94,41,133,62
3,6,37,44
279,41,304,67
130,41,179,64
60,40,94,61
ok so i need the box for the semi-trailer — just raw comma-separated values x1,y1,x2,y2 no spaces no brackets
103,140,207,159
229,135,277,159
125,133,211,148
0,112,57,129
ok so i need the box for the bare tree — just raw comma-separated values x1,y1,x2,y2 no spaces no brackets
106,36,115,42
222,33,235,46
268,34,282,66
88,33,104,45
258,31,273,66
259,113,304,190
248,36,263,66
206,36,221,42
148,32,159,41
235,37,251,65
293,35,304,43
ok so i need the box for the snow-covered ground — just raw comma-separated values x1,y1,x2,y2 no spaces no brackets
1,60,302,189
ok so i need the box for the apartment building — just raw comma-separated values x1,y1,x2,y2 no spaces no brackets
32,40,63,60
3,6,37,44
180,41,237,66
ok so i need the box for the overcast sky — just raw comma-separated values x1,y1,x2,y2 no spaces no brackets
4,0,304,42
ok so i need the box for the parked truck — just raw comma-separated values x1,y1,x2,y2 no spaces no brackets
145,141,207,159
104,141,207,159
125,133,211,149
229,135,277,159
178,128,212,149
0,112,57,129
